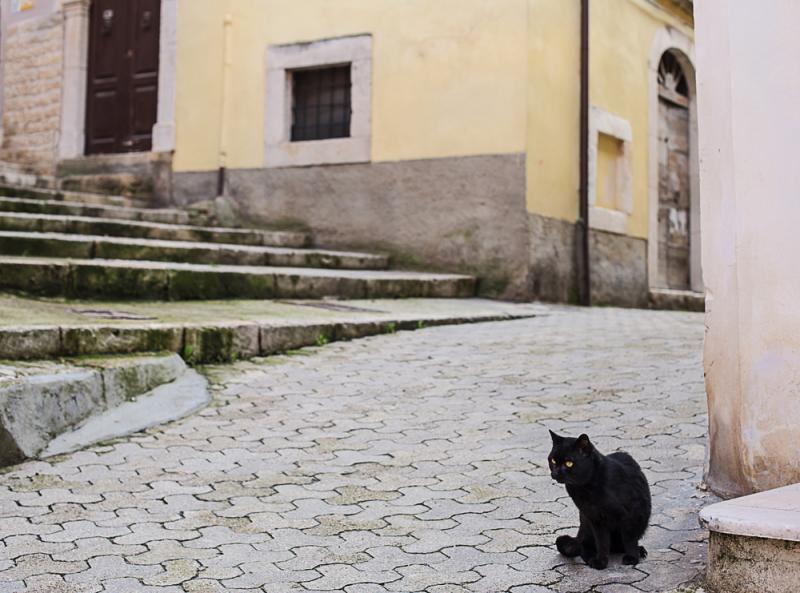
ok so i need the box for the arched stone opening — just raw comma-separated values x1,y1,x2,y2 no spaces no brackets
647,29,701,293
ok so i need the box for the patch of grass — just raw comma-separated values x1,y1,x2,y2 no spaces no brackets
385,322,397,334
315,333,330,347
182,344,196,365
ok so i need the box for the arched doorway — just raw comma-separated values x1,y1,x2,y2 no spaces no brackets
647,29,701,294
656,51,692,289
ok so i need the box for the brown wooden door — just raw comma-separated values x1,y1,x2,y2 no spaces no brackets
85,0,161,155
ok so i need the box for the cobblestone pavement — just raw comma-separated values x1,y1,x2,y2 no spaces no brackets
0,305,716,592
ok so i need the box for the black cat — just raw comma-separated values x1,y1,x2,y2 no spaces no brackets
548,430,651,570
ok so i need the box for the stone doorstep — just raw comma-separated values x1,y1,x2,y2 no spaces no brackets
699,483,800,543
0,311,535,364
0,195,190,225
649,288,706,312
700,483,800,593
0,353,187,466
0,211,310,247
0,230,390,271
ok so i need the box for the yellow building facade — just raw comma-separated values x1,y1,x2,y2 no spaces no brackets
0,0,697,305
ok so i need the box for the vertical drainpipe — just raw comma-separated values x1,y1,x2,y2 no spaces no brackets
218,12,234,196
577,0,591,306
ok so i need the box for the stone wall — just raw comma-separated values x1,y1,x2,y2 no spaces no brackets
175,154,532,300
1,11,64,174
176,164,651,306
527,212,648,307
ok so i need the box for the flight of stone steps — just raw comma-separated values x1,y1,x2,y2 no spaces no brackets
0,186,475,301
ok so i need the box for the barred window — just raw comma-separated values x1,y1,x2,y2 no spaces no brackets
291,66,352,142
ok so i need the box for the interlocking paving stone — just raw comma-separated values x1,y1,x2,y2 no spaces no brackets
0,306,714,591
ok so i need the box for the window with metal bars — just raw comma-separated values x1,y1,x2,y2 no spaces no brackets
291,65,352,142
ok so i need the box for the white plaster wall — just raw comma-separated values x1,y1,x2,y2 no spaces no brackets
696,0,800,497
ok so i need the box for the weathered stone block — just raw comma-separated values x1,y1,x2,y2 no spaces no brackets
183,323,260,363
259,323,331,355
0,326,61,360
61,325,183,357
78,353,186,407
0,369,103,461
707,532,800,593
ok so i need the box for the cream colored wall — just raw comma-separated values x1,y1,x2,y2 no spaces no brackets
697,0,800,497
173,0,528,172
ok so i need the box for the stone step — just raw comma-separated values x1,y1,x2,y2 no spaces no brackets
0,231,389,270
0,212,310,248
0,196,190,225
0,353,201,466
0,256,476,300
699,483,800,593
0,183,148,209
0,295,539,362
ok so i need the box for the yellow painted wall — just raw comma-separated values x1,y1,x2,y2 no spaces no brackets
589,0,693,238
173,0,693,241
525,0,581,221
173,0,528,172
525,0,693,233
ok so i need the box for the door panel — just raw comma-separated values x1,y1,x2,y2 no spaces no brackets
657,97,691,290
85,0,161,155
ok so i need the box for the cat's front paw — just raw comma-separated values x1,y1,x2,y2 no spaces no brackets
587,555,608,570
622,554,639,565
556,535,581,557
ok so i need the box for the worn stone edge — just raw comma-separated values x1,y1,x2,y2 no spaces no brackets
42,369,209,459
0,353,186,467
0,312,537,364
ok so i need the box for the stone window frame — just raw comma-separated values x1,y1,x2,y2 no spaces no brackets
265,34,372,168
588,106,634,235
57,0,178,159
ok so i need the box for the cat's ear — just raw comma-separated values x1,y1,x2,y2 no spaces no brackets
549,429,564,444
577,434,594,455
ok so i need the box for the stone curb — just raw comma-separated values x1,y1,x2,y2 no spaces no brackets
0,353,186,466
0,313,535,364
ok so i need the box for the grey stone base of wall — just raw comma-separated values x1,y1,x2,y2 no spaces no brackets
707,531,800,593
175,154,531,300
56,152,173,206
173,158,650,306
527,212,648,307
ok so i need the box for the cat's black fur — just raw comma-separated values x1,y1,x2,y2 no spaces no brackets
548,430,651,570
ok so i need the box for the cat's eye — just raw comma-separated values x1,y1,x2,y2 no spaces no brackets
550,458,557,465
565,460,574,468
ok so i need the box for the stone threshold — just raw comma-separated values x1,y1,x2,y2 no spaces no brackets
649,287,705,312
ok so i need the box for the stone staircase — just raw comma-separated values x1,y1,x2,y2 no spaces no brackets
0,186,476,301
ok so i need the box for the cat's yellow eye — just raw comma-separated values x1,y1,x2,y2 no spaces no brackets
565,460,574,468
550,458,557,465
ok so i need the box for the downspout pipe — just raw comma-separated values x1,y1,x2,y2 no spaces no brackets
218,12,234,197
577,0,591,306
